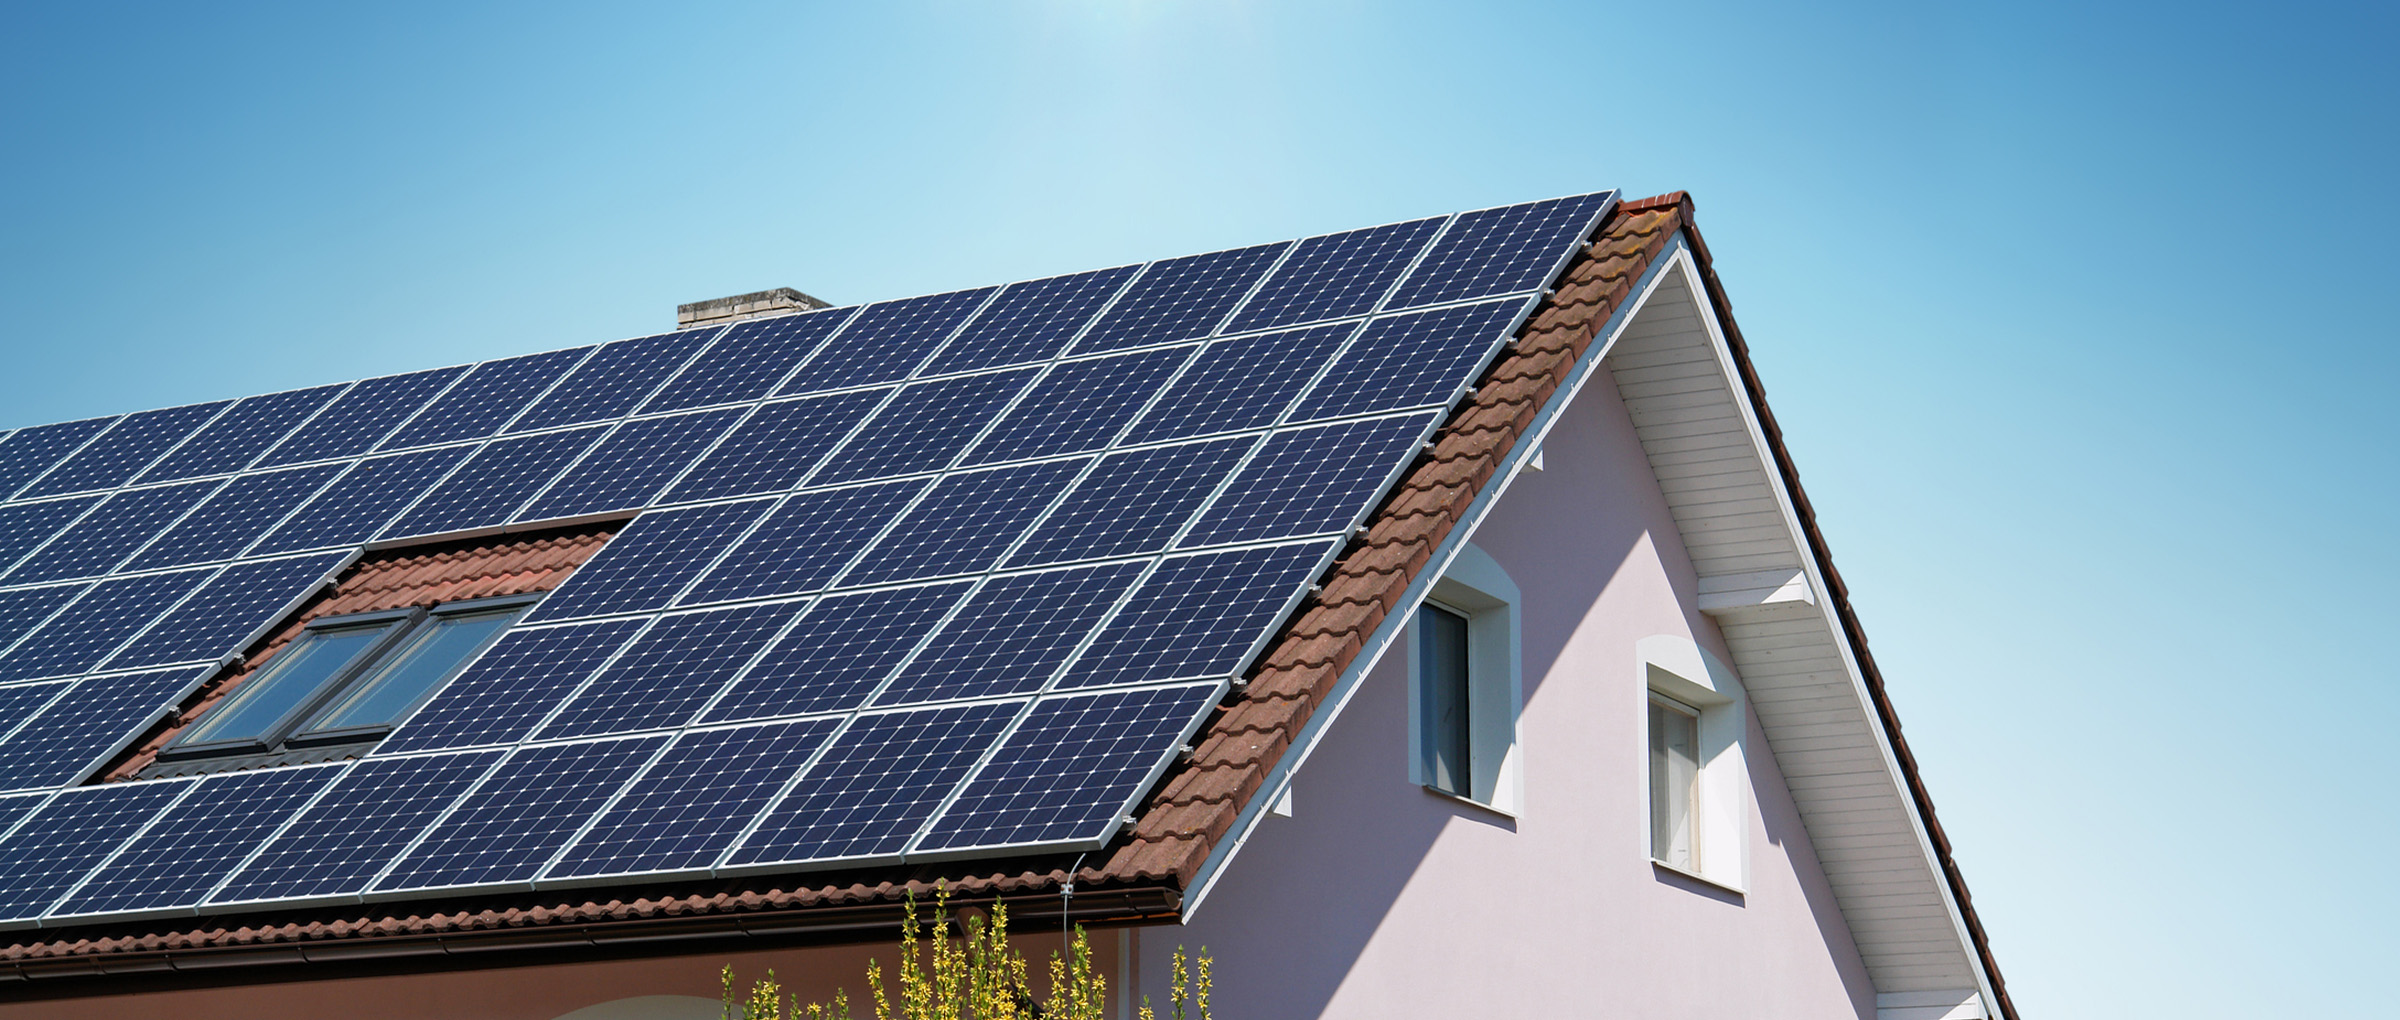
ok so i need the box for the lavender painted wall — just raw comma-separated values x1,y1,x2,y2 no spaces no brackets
1137,362,1877,1018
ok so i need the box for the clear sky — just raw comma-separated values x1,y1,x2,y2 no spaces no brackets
3,2,2393,1015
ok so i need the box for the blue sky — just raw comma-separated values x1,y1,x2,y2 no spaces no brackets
4,2,2393,1015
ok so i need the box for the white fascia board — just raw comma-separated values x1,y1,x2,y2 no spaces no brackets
1178,237,1692,921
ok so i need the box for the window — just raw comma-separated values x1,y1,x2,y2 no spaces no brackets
1638,635,1750,891
1406,544,1522,814
159,594,531,761
1417,604,1471,797
1648,693,1701,869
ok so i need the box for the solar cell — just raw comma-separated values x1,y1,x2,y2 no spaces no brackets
376,347,592,450
1225,216,1447,332
644,308,859,413
510,328,720,432
515,408,743,521
1293,297,1528,421
0,571,211,683
677,480,926,606
257,368,462,467
375,619,645,753
1073,243,1290,355
1386,192,1614,309
726,701,1018,867
379,426,605,539
547,718,841,879
1006,437,1250,567
213,749,503,903
0,587,87,663
917,683,1219,853
660,390,887,504
841,460,1086,586
106,553,349,670
53,764,341,917
0,668,203,792
0,794,42,846
121,464,343,570
873,561,1143,706
961,346,1193,465
777,288,996,395
808,370,1036,485
1062,540,1337,690
0,417,117,501
1181,412,1440,546
20,402,229,499
0,780,190,921
0,497,104,579
523,499,775,622
701,581,974,724
1122,323,1354,444
247,446,471,555
0,682,69,738
4,480,218,584
135,384,344,483
534,601,803,740
926,266,1139,374
374,735,665,892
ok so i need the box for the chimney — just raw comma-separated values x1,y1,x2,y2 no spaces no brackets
676,287,831,329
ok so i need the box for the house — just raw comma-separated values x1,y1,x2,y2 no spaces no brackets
0,191,2012,1019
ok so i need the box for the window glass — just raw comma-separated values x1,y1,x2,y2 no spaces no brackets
1649,695,1700,868
175,622,398,749
300,606,519,735
1417,604,1470,797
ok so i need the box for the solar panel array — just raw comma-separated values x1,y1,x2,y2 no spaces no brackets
0,191,1615,927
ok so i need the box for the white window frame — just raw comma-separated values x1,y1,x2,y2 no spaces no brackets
1637,634,1750,892
1406,543,1523,816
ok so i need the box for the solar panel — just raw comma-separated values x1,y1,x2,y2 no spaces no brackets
213,749,504,903
0,780,190,921
516,408,743,521
808,370,1036,485
0,417,117,501
0,497,103,579
0,668,202,792
677,480,927,605
374,735,666,893
51,764,342,917
926,266,1138,374
1386,192,1614,309
19,401,229,499
4,480,219,584
777,288,995,395
644,308,858,413
872,561,1143,706
961,346,1193,465
510,328,720,432
1119,323,1354,445
1062,540,1337,690
121,464,343,571
533,601,803,740
546,718,841,879
0,571,212,683
1006,437,1250,568
700,581,974,724
0,587,87,663
257,367,462,467
135,384,344,483
661,390,886,504
725,701,1019,868
1181,411,1441,547
916,683,1220,854
247,446,471,555
376,347,591,450
1293,297,1529,421
523,499,775,622
1073,243,1290,355
375,619,645,753
106,553,348,670
0,793,44,847
841,460,1086,586
1225,216,1447,332
379,426,605,540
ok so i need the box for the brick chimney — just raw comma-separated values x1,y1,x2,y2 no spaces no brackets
676,287,831,329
